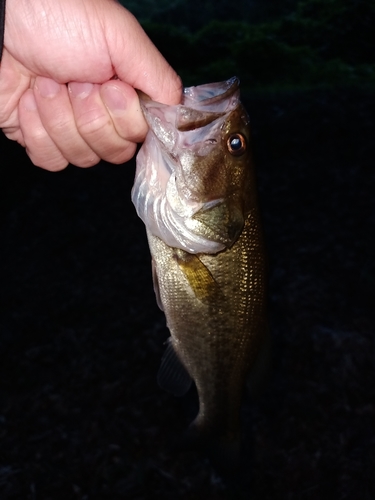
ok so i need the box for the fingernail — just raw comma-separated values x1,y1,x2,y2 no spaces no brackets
23,91,38,111
68,82,94,99
35,77,61,98
101,84,127,113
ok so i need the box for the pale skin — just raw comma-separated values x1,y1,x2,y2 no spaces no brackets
0,0,182,171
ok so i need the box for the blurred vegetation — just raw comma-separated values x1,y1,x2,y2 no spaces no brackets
121,0,301,27
120,0,375,90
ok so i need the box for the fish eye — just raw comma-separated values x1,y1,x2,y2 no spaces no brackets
227,134,246,156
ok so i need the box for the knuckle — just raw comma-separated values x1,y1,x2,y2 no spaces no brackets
23,128,68,171
72,155,100,168
46,115,73,136
26,124,49,146
29,150,68,171
76,113,112,140
103,142,137,164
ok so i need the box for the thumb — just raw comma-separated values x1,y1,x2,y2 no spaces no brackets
105,5,182,106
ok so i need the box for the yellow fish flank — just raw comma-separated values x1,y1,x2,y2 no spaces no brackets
132,77,267,457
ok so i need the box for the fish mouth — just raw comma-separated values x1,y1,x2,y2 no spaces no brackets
187,200,245,248
138,77,241,141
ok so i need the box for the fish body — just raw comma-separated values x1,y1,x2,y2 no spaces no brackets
132,78,267,452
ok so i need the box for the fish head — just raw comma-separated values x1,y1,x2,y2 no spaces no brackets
176,95,253,248
133,77,254,254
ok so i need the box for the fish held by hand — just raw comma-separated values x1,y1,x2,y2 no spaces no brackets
132,77,268,466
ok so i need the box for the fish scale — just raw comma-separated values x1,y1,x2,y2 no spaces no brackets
132,77,267,460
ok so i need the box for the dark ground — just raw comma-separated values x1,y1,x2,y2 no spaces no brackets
0,87,374,499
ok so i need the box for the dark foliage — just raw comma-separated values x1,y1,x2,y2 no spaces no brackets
1,86,374,499
278,0,375,65
121,0,301,28
140,0,375,88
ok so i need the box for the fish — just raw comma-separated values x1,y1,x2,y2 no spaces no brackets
131,77,267,462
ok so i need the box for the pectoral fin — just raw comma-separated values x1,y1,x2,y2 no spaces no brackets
174,250,221,303
157,339,192,397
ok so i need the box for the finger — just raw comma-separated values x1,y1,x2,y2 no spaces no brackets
2,125,26,147
68,81,137,164
34,76,100,168
18,89,68,171
100,80,148,143
0,50,30,146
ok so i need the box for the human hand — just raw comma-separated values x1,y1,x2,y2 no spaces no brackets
0,0,182,170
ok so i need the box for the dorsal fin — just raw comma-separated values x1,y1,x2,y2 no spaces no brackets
157,339,192,397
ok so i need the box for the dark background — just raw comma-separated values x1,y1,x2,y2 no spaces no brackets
1,0,374,498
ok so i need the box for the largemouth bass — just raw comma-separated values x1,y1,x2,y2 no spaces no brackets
132,77,267,459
